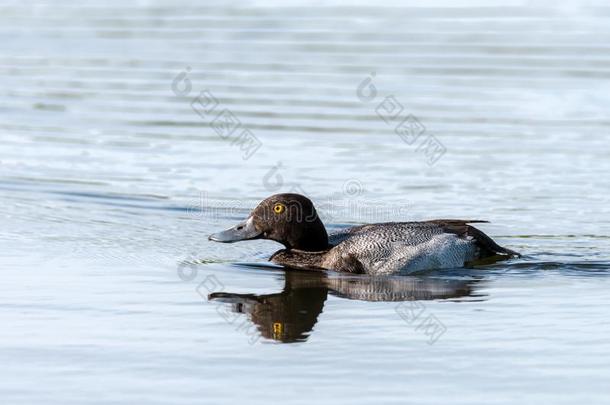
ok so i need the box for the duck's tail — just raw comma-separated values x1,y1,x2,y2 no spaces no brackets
426,219,521,258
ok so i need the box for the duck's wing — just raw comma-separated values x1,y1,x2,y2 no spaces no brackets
329,221,456,246
330,221,518,256
326,221,518,274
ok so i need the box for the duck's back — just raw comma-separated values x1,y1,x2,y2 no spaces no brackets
323,221,515,275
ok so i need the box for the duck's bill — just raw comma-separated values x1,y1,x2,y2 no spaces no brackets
208,217,261,243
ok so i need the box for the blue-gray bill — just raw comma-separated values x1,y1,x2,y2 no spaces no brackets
208,217,261,243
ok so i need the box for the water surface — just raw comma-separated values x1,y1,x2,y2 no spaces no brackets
2,1,610,403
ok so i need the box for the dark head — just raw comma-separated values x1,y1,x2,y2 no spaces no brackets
208,193,329,251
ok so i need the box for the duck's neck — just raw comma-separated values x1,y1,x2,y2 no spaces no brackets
287,216,329,252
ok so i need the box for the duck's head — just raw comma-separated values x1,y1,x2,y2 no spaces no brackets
208,193,329,251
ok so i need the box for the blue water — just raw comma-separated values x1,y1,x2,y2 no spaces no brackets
2,1,610,403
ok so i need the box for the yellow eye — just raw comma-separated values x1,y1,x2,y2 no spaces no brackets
273,203,285,214
273,322,283,339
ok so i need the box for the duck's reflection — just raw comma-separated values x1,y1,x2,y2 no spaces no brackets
209,266,484,343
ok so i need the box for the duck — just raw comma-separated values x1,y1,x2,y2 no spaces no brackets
208,193,519,275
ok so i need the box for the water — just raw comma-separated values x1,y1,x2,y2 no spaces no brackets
2,1,610,403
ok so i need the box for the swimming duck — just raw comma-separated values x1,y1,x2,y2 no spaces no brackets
208,193,519,275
